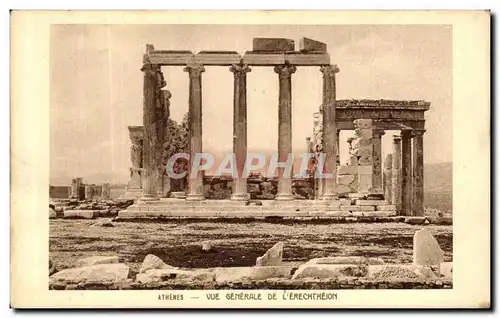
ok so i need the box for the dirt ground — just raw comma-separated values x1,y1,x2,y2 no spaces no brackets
49,219,452,277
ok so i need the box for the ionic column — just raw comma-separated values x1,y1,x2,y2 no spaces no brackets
401,130,413,216
140,63,164,200
274,62,296,201
412,129,425,216
391,135,402,213
372,129,385,193
320,65,340,200
184,63,205,201
156,90,171,198
230,63,251,200
127,127,144,192
383,153,393,203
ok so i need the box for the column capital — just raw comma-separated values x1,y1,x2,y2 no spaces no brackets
183,63,205,78
320,64,340,76
373,129,386,138
401,130,413,138
229,63,251,76
274,61,297,78
411,129,426,137
140,63,160,74
392,134,402,141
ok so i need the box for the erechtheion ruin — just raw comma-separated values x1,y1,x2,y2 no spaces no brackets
118,37,429,219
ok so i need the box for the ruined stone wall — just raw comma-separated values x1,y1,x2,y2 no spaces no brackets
201,176,314,200
49,186,71,199
335,119,374,196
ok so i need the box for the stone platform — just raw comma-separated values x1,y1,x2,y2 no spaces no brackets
116,198,397,219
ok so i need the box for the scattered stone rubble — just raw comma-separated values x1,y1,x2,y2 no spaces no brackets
49,228,452,290
49,199,134,219
256,242,283,266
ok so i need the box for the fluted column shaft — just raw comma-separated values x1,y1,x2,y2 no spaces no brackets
401,130,413,216
230,63,251,200
274,62,296,200
140,63,164,200
412,130,425,216
372,129,385,193
320,65,340,200
391,135,402,213
184,63,205,201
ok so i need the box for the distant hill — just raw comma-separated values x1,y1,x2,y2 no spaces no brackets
424,162,452,192
424,162,452,212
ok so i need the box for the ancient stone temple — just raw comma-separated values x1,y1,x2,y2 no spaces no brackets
311,99,429,216
118,38,429,219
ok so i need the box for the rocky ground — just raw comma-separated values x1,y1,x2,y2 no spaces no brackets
50,219,452,284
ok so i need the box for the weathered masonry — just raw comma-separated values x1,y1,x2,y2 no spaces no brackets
311,100,429,216
118,38,429,219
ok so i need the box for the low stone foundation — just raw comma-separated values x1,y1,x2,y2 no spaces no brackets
117,198,400,220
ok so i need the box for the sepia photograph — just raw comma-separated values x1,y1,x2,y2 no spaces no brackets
10,10,490,308
48,23,452,291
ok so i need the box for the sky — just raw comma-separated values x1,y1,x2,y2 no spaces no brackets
50,24,452,185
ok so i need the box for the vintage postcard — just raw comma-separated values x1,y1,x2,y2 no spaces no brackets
10,10,490,308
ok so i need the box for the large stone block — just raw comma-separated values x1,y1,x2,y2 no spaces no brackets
194,51,241,65
242,52,285,65
325,211,352,217
357,165,373,175
299,37,327,52
335,184,353,195
340,205,360,211
338,165,358,175
376,205,396,211
413,228,444,266
355,200,389,206
136,268,214,284
337,174,355,185
284,52,330,66
63,210,98,219
49,264,130,284
140,254,176,273
292,264,367,280
357,174,373,193
256,242,283,266
307,256,384,265
75,256,119,267
214,266,293,283
367,264,437,281
360,205,375,211
49,208,57,219
147,50,194,65
253,38,295,51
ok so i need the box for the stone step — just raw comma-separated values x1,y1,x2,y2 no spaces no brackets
125,205,358,213
139,199,351,207
117,210,397,219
